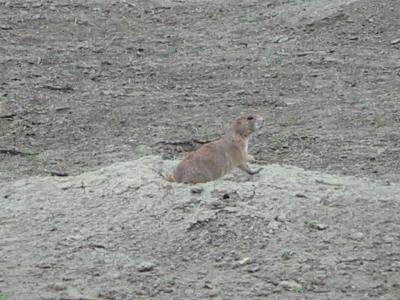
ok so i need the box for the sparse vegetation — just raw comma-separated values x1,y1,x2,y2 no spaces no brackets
272,48,287,65
288,0,313,5
350,96,361,106
0,290,6,300
20,152,37,161
1,0,399,299
290,286,305,294
281,249,295,260
373,115,386,128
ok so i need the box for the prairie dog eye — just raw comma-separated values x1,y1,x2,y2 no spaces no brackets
247,116,254,120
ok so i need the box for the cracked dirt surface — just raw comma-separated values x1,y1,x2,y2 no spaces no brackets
1,0,400,299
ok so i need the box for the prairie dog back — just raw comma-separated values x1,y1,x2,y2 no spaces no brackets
168,114,263,184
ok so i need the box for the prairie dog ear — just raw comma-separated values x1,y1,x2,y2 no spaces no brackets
241,112,252,119
238,112,251,120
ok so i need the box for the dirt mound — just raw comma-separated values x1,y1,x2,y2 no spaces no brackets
1,156,399,299
1,0,400,299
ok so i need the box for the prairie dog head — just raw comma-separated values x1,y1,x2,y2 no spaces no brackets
232,114,264,137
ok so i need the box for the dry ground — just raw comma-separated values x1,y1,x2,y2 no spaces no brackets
1,156,400,299
1,0,400,299
1,0,399,182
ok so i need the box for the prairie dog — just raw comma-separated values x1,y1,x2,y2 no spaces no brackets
166,114,263,184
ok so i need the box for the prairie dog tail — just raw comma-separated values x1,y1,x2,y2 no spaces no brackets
164,173,175,182
152,161,176,182
152,161,175,182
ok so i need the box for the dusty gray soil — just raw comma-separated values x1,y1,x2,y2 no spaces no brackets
1,156,400,300
1,0,400,299
1,0,399,182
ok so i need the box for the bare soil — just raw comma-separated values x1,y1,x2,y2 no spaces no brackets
2,157,400,299
1,0,400,299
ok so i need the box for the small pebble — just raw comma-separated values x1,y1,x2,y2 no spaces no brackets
390,38,400,45
295,193,307,198
279,280,303,291
137,260,155,272
237,257,253,266
350,231,364,240
48,282,67,291
191,187,203,194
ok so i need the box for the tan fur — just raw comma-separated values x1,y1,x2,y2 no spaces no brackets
167,114,263,184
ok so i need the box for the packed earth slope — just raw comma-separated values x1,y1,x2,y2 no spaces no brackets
1,155,400,299
1,0,400,299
